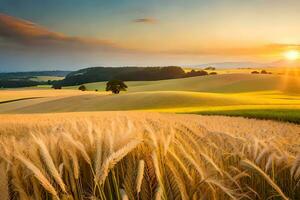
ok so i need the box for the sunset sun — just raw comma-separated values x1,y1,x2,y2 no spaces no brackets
284,50,300,61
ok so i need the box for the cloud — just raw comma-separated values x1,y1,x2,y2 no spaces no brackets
159,43,300,57
2,13,299,59
0,13,117,50
133,18,157,24
266,43,300,50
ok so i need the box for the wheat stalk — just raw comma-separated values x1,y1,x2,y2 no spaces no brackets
17,155,59,199
94,132,103,180
291,153,300,178
68,150,80,180
166,161,189,200
120,188,129,200
167,149,193,181
96,139,141,185
136,159,145,193
62,133,91,165
0,162,9,200
34,137,67,193
0,113,299,199
242,159,289,200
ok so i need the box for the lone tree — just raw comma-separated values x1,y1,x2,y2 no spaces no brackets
78,85,87,91
52,84,62,89
106,80,127,94
261,70,268,74
251,71,259,74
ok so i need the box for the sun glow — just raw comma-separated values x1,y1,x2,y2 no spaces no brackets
284,50,300,61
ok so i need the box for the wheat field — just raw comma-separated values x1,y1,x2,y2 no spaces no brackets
0,112,299,200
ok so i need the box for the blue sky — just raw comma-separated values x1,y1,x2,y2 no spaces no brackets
1,0,300,71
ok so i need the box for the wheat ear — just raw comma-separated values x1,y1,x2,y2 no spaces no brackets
17,155,59,199
136,160,145,193
242,159,289,200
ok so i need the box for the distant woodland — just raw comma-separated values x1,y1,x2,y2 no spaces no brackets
0,67,211,88
53,66,209,87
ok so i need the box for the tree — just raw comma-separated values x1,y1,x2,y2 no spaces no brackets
251,71,259,74
106,80,128,94
261,70,268,74
78,85,87,91
204,66,216,70
186,70,208,77
52,84,62,89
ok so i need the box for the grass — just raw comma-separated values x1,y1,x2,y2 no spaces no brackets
1,90,299,114
191,109,300,124
0,89,92,103
0,112,299,199
0,91,256,113
65,73,300,94
29,76,64,82
186,66,300,76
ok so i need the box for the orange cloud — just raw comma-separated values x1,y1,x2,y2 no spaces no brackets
0,13,115,49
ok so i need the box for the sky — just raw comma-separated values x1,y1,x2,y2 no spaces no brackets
1,0,300,71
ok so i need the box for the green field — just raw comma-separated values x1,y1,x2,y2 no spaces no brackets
66,73,300,93
29,76,64,82
192,109,300,124
1,73,300,123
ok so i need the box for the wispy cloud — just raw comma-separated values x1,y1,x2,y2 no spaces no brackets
159,43,300,57
0,13,117,50
266,43,300,50
133,18,157,24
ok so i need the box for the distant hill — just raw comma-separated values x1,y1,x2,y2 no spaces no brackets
55,66,209,86
196,60,300,68
0,71,72,88
196,62,267,68
0,71,72,79
270,59,300,67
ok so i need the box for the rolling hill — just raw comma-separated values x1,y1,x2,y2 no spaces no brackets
1,73,300,117
0,91,251,113
0,70,71,88
66,73,300,94
0,70,71,78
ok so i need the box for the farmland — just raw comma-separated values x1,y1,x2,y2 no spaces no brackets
0,73,300,123
2,1,300,199
0,112,299,199
0,71,299,199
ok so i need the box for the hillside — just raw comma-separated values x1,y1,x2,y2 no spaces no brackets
0,70,71,88
1,74,300,116
0,70,71,78
0,91,251,113
67,73,300,94
55,66,208,86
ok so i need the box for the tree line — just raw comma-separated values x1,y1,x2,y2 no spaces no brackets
0,67,215,88
0,79,42,88
52,66,212,87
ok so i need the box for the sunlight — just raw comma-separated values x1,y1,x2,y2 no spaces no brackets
284,50,300,61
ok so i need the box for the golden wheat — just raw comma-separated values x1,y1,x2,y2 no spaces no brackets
0,112,299,199
16,155,59,199
136,160,145,194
